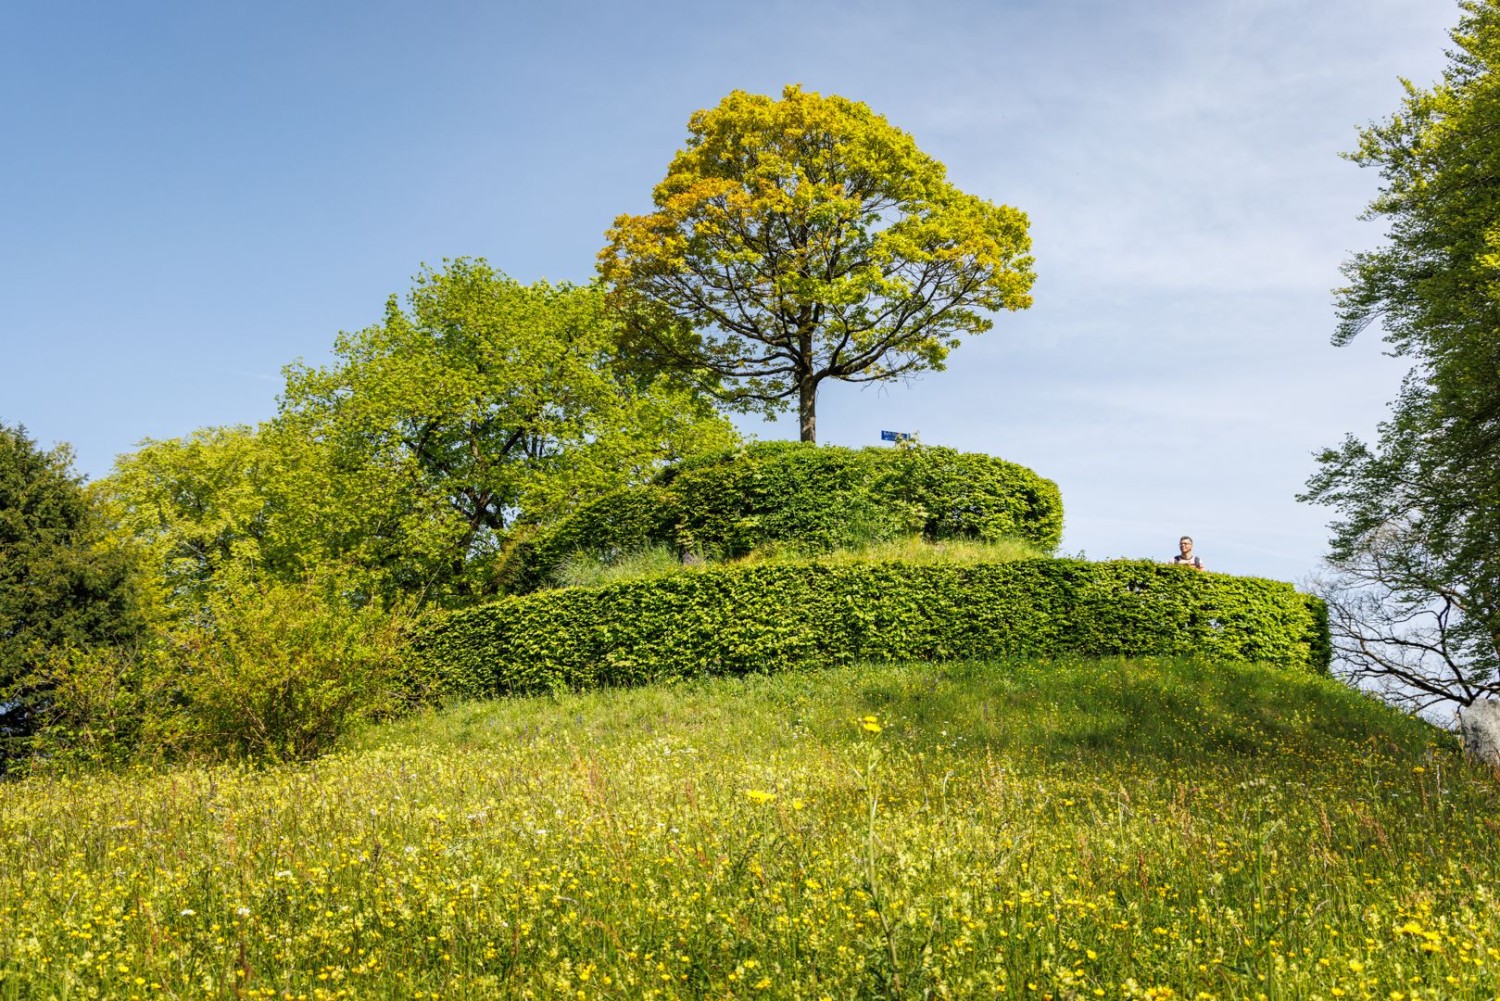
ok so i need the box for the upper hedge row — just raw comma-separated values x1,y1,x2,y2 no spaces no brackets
415,559,1330,701
500,441,1064,593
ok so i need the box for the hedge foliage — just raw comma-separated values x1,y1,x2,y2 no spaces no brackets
503,442,1063,592
414,559,1330,700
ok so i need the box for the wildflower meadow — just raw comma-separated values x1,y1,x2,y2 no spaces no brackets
3,656,1497,999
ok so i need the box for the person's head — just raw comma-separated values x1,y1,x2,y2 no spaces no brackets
1179,535,1194,555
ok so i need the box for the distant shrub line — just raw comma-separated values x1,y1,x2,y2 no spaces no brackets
415,559,1330,700
499,441,1064,593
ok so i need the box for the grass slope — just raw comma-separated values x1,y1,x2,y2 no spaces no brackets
2,657,1498,1000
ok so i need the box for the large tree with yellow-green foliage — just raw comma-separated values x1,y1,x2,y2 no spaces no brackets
600,85,1035,442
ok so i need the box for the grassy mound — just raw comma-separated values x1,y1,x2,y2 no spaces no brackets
2,657,1496,998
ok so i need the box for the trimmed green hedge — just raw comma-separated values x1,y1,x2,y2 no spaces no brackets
414,559,1330,700
504,442,1064,592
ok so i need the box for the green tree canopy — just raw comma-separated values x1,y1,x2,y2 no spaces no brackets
101,261,739,611
0,423,142,757
599,85,1035,442
1302,0,1500,710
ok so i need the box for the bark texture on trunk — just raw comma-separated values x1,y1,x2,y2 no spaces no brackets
797,326,817,443
798,375,817,442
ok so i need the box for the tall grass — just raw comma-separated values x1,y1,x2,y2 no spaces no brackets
805,534,1044,567
549,543,686,589
547,534,1046,590
2,656,1496,998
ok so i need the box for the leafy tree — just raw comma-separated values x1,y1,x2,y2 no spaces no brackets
1301,1,1500,712
600,85,1035,442
0,423,142,758
100,261,739,612
100,421,442,613
98,426,272,613
276,259,737,604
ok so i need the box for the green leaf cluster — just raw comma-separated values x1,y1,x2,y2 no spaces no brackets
502,441,1063,593
414,560,1329,702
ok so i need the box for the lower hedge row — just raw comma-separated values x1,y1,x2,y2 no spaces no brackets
413,560,1330,699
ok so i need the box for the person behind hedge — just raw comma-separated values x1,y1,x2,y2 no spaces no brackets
1172,535,1205,570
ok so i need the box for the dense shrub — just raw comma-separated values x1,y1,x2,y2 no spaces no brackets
31,572,419,767
873,443,1065,544
509,442,1063,592
665,442,893,558
414,559,1329,700
162,577,419,761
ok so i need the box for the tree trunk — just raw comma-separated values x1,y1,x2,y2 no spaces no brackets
797,325,817,442
798,374,817,442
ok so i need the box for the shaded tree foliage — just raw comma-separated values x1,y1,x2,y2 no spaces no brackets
0,423,142,758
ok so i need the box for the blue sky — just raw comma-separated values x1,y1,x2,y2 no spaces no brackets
0,0,1457,584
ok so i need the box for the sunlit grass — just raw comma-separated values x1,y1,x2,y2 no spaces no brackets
549,543,685,589
803,534,1045,567
548,534,1046,590
2,657,1496,999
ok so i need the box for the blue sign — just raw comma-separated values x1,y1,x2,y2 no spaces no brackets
881,430,912,442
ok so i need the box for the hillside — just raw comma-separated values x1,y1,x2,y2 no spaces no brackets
2,657,1497,999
